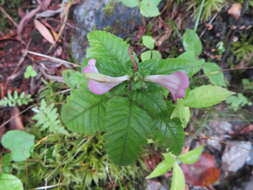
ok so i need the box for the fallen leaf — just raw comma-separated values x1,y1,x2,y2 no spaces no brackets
228,3,242,20
239,124,253,134
181,153,220,186
34,19,55,44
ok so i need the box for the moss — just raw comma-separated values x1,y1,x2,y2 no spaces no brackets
103,1,116,17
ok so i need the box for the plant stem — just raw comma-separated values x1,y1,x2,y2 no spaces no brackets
194,0,206,31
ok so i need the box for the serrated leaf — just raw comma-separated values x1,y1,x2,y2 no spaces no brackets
139,55,203,77
1,130,35,162
61,87,108,134
171,163,185,190
0,174,24,190
142,35,155,49
146,153,176,179
140,0,160,17
86,30,131,76
119,0,139,7
105,97,152,165
152,118,185,155
132,87,168,117
171,101,191,128
33,100,68,135
203,62,226,86
179,146,204,164
183,29,202,56
184,85,234,108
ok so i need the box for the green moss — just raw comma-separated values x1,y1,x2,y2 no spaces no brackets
103,1,116,16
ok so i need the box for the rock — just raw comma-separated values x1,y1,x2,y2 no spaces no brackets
222,141,252,172
71,0,142,62
145,180,166,190
246,146,253,166
206,121,233,151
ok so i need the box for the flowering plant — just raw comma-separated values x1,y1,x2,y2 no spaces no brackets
61,30,233,167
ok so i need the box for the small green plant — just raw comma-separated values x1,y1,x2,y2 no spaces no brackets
141,35,161,61
118,0,162,17
147,146,204,190
24,65,37,79
242,79,253,91
1,130,35,162
189,0,225,21
226,93,252,111
61,30,233,168
32,100,68,135
0,173,24,190
0,91,32,107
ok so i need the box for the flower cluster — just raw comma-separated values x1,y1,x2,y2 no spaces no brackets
84,59,189,100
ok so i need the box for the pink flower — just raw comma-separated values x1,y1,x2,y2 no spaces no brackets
84,59,189,100
144,72,189,100
83,59,129,95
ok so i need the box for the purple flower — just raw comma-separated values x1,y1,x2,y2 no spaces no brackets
83,59,129,95
144,72,189,100
84,59,189,100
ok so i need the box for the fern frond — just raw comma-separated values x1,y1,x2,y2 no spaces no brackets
33,100,68,135
0,91,32,107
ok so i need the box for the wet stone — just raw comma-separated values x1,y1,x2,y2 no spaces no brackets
71,0,142,63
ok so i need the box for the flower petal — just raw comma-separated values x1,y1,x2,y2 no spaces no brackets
83,59,129,95
145,71,189,100
83,59,98,73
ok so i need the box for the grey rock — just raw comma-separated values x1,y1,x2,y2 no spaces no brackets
146,180,167,190
206,121,233,151
222,141,252,172
71,0,142,62
246,146,253,166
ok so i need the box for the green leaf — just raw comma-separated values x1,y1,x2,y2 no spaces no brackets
141,51,152,61
140,0,161,17
63,70,86,89
182,29,202,56
0,174,24,190
86,30,131,76
171,163,185,190
226,93,252,111
171,100,191,128
203,62,226,86
139,55,204,77
184,85,234,108
24,65,37,78
146,153,176,179
151,50,162,60
178,146,204,164
119,0,139,8
177,51,204,77
1,130,35,162
33,100,68,135
142,35,155,49
132,86,168,117
141,50,161,62
152,118,185,155
105,97,152,165
61,87,108,134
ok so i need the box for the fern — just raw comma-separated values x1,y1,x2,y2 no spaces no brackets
33,100,68,135
0,91,32,107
